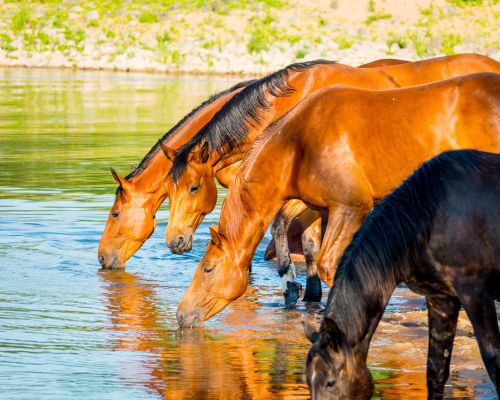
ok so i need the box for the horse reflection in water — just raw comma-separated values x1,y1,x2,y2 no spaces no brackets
99,270,311,399
99,271,491,399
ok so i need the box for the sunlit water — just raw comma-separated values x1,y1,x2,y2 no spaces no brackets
0,67,496,399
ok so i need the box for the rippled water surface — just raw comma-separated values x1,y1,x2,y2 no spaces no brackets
0,67,497,399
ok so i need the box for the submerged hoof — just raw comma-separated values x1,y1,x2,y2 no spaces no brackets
302,275,322,302
284,281,302,307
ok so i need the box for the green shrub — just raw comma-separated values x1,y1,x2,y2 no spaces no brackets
337,36,354,50
441,33,462,54
365,12,392,25
138,10,159,23
295,49,307,59
448,0,483,6
11,7,31,33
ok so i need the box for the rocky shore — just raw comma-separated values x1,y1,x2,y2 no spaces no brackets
0,0,498,75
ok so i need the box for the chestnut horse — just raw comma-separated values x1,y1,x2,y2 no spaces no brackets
175,72,500,327
167,53,499,303
97,59,404,269
305,150,500,400
97,80,252,269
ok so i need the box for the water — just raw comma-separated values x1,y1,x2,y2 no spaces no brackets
0,67,496,399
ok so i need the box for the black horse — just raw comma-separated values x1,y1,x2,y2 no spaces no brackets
304,150,500,400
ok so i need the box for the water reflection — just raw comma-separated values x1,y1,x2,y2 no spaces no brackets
99,270,311,399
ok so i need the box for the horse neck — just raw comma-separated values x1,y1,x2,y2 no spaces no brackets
218,146,293,266
128,152,171,211
326,257,400,358
129,88,241,208
210,64,352,174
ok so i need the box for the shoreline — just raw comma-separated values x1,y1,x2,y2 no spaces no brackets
0,0,497,76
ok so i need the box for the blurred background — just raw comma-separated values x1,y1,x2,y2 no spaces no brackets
0,0,498,74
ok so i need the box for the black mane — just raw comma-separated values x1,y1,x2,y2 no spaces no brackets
325,149,497,344
170,59,335,182
124,79,254,180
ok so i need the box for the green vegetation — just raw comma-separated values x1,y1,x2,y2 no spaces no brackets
295,49,307,59
0,0,496,73
441,33,462,54
11,7,31,33
448,0,483,6
386,34,407,55
0,33,16,52
409,30,435,57
365,12,392,25
337,35,354,50
246,13,280,53
138,10,159,23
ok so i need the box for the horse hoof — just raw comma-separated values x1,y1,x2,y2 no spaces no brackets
284,281,302,307
302,293,322,302
302,275,322,302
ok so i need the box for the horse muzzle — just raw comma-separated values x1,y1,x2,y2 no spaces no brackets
97,251,123,269
168,234,193,254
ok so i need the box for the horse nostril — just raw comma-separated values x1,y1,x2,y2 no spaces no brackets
177,236,184,246
98,255,106,266
176,310,184,326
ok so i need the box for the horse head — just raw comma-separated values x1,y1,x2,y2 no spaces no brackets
97,167,158,269
176,225,248,327
304,319,373,400
165,140,218,254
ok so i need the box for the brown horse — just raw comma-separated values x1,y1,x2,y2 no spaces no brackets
305,150,500,399
166,54,499,303
96,58,406,271
97,80,252,269
175,72,500,327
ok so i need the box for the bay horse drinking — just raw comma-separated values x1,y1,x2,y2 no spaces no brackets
167,54,499,304
96,58,403,270
176,72,500,327
305,150,500,400
97,80,252,269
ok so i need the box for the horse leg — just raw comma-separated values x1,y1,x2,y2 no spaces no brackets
425,295,461,400
458,290,500,395
301,215,322,302
270,214,301,306
316,204,368,286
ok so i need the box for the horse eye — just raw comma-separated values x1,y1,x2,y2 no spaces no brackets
326,380,336,389
190,184,200,194
112,210,120,218
203,267,214,273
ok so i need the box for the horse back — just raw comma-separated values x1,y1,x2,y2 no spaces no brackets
428,152,500,298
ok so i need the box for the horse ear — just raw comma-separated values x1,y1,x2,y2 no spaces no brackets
322,317,345,349
209,224,223,247
303,322,321,343
110,167,128,190
158,140,177,162
189,141,210,164
323,317,341,336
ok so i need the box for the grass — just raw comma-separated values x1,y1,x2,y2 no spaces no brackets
448,0,483,5
337,36,354,50
138,10,159,23
386,34,407,55
0,0,496,72
0,33,17,52
246,13,280,53
365,12,391,25
440,33,462,54
295,49,307,59
409,30,435,57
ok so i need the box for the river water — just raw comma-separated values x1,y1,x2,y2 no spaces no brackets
0,67,496,399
